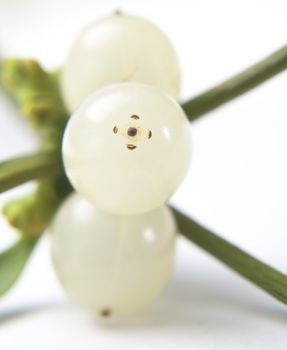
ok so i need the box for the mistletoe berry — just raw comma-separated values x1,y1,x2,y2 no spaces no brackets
62,83,191,214
51,193,176,318
60,14,181,111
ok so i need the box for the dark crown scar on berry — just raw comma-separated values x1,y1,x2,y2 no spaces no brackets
100,308,112,318
112,114,152,150
127,127,138,137
127,144,137,150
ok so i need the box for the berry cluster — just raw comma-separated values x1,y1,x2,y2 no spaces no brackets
51,13,191,319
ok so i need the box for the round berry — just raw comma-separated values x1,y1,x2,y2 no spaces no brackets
60,13,181,111
62,83,191,215
50,193,176,318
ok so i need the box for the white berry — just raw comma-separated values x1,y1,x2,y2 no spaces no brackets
60,13,181,111
50,193,176,318
62,83,191,215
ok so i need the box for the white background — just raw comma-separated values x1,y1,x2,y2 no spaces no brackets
0,0,287,349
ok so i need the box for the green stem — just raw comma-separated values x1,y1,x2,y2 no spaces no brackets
0,152,62,193
182,45,287,121
173,208,287,305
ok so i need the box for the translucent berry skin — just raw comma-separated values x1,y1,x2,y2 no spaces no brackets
50,193,176,318
60,14,181,111
62,83,191,215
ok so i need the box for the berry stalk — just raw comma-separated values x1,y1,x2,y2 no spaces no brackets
0,61,70,296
